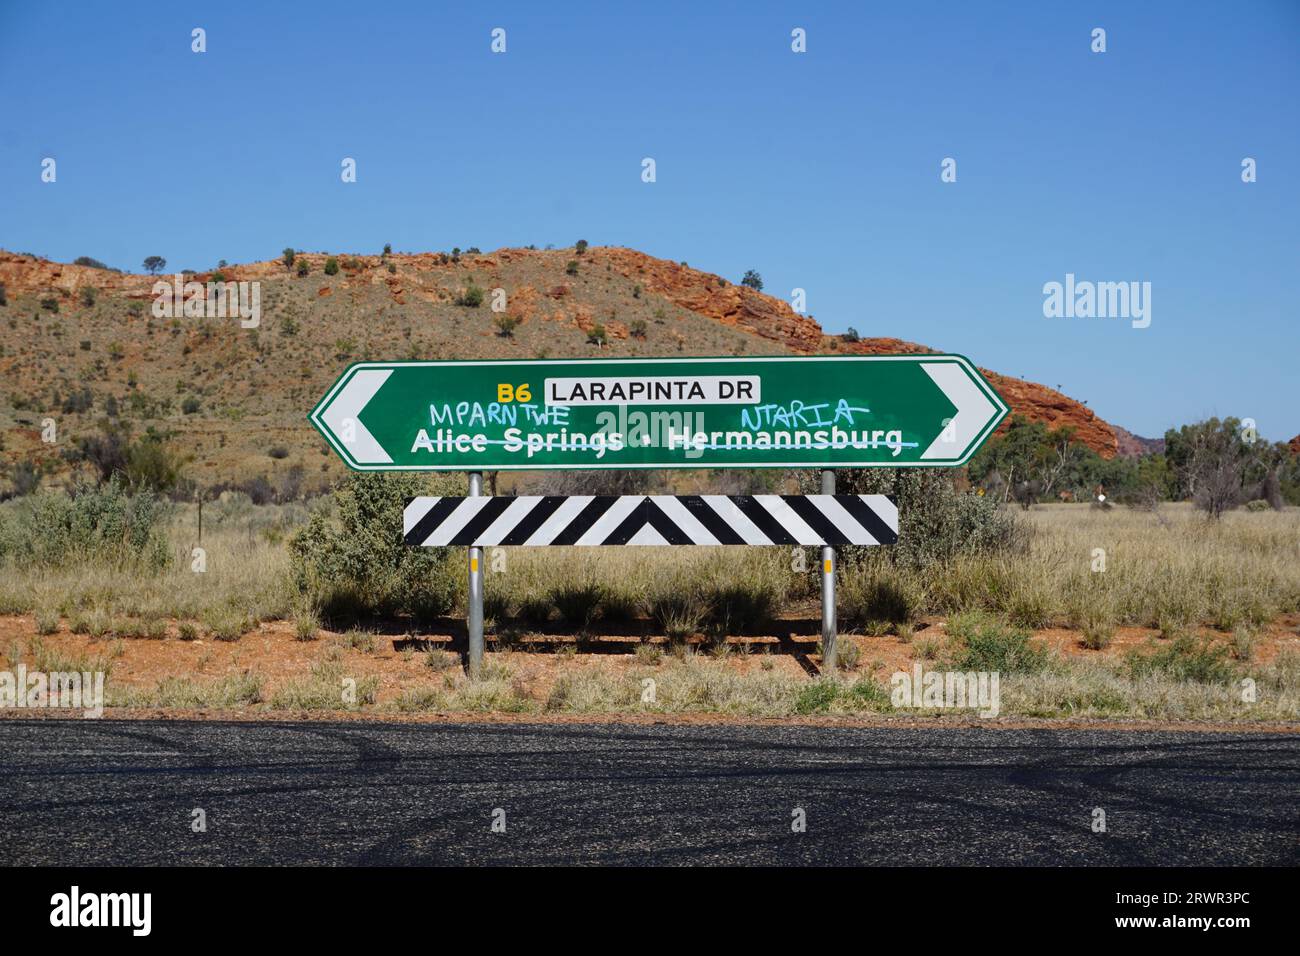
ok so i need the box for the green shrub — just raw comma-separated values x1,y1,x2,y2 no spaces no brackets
205,611,249,642
340,630,376,652
826,468,1023,571
425,648,460,671
455,285,484,307
1126,636,1236,685
1079,617,1115,650
0,478,169,569
945,612,1048,673
835,638,861,671
294,605,320,641
794,679,838,714
288,472,463,622
296,259,310,277
282,248,296,268
323,257,339,276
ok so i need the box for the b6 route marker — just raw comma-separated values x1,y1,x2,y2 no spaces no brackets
309,355,1009,471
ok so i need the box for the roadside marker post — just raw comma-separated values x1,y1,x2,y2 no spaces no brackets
311,355,1009,678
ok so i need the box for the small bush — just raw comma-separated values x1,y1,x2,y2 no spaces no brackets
565,260,579,276
635,642,663,665
493,313,521,337
455,285,484,307
945,612,1047,674
2,478,169,569
296,259,310,277
294,605,319,642
794,679,838,714
1127,636,1235,685
289,472,463,622
425,648,460,671
586,324,607,346
340,630,376,653
35,608,59,635
282,248,296,268
629,318,647,338
205,611,249,642
323,257,339,276
829,469,1023,570
835,638,861,671
1079,618,1115,650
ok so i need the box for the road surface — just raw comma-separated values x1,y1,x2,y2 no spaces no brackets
1,720,1295,865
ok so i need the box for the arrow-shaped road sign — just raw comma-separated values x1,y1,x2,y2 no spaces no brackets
309,355,1009,471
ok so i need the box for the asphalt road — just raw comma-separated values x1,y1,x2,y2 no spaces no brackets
1,720,1296,866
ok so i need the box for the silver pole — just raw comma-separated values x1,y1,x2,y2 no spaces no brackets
467,471,484,680
820,469,837,671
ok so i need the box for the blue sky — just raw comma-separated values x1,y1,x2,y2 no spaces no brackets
2,1,1296,440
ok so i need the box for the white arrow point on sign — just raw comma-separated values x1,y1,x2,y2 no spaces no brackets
321,368,394,464
919,362,998,460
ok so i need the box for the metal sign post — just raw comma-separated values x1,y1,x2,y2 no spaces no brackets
820,469,837,669
466,471,484,679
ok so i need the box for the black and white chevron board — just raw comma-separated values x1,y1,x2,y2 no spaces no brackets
404,494,898,547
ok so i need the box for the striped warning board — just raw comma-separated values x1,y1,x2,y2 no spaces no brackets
403,495,898,547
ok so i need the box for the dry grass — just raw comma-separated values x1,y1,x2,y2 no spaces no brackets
2,500,1297,722
841,504,1300,631
0,499,299,639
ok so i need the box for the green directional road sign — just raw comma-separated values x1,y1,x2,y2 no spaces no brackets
309,355,1009,471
